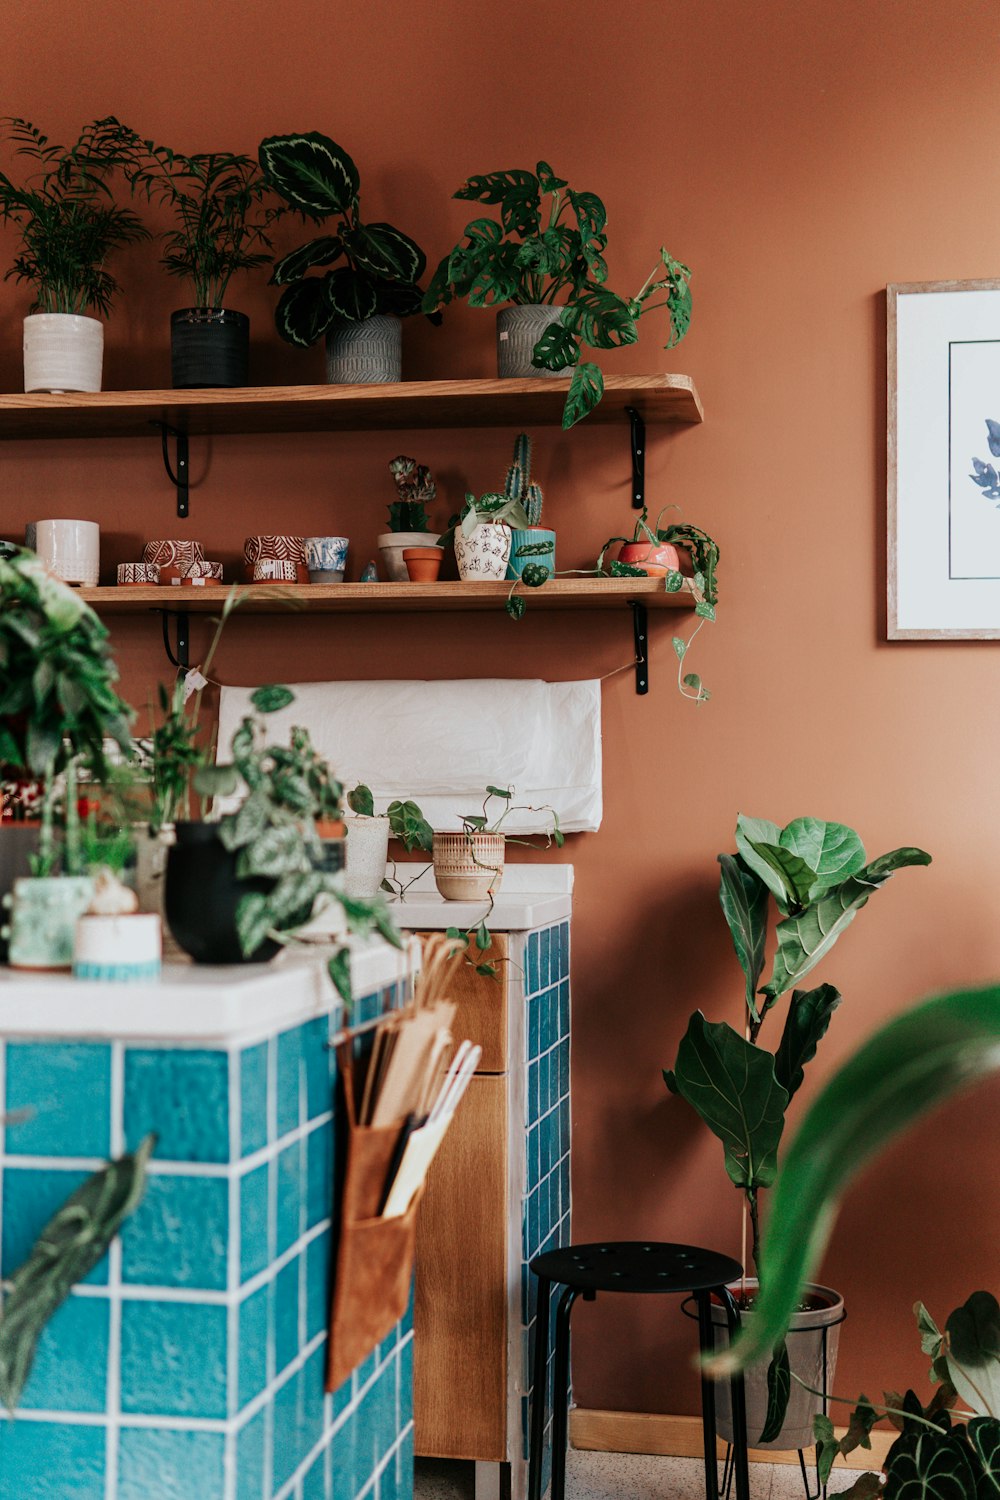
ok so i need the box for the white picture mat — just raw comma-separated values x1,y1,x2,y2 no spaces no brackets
890,280,1000,636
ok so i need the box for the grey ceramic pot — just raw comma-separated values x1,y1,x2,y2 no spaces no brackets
325,315,402,384
496,304,566,378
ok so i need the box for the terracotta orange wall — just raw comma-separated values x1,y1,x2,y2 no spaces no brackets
4,0,999,1420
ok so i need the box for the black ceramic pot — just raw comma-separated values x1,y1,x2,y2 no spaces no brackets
165,822,279,965
170,308,249,389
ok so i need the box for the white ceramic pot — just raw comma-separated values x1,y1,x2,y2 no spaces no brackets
74,913,162,981
4,876,95,970
454,524,512,581
23,313,104,393
34,518,100,586
432,832,505,901
345,816,391,898
378,532,442,583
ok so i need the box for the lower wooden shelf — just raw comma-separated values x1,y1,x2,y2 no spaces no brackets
80,577,698,615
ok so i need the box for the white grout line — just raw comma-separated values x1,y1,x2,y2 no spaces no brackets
14,1409,230,1432
225,1046,241,1500
105,1040,124,1500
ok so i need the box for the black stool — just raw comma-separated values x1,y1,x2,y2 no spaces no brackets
527,1241,751,1500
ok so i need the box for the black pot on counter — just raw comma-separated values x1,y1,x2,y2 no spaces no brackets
170,308,249,388
165,822,279,965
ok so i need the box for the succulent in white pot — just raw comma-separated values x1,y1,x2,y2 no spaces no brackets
0,116,149,392
443,491,531,582
378,454,441,582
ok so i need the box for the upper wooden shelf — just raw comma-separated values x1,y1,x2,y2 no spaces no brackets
0,374,702,441
80,577,698,615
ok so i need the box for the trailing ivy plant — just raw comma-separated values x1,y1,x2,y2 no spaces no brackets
422,161,691,428
0,116,148,315
663,814,931,1441
258,130,434,348
123,139,283,308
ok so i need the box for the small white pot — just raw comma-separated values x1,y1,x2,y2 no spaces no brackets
454,524,512,581
74,914,162,982
34,518,100,586
378,532,441,583
345,816,391,898
24,313,104,393
432,832,505,901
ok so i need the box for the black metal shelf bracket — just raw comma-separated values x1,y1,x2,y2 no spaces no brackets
160,609,190,673
630,601,649,695
626,405,645,510
151,420,190,519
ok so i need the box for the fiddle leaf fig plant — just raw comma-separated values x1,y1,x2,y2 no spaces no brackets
259,130,433,347
422,161,692,427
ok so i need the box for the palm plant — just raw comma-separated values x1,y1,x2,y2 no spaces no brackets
0,116,147,314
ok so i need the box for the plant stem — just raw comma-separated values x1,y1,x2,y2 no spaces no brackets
746,1188,762,1276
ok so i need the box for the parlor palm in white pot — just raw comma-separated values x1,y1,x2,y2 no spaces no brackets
0,116,147,392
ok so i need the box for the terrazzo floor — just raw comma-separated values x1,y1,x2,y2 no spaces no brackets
415,1453,869,1498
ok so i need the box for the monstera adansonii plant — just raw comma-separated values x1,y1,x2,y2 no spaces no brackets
258,130,433,348
663,814,931,1438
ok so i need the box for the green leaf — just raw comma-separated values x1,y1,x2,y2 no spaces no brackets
562,361,604,428
387,799,434,853
945,1292,1000,1416
706,984,1000,1375
672,637,687,661
663,1012,788,1190
717,853,769,1022
193,763,242,801
485,786,511,799
536,161,568,191
0,1134,154,1411
969,1418,1000,1492
324,265,378,322
916,1301,953,1387
814,1413,839,1485
561,287,637,349
773,985,842,1099
506,595,527,620
762,847,933,1002
217,788,268,850
274,277,334,347
758,1343,791,1444
455,169,540,235
238,824,303,878
779,818,867,896
347,783,375,818
837,1476,884,1500
270,234,344,286
346,222,425,282
235,889,274,956
250,684,294,714
476,919,491,951
567,189,608,244
734,814,784,894
743,840,817,915
883,1424,978,1498
258,131,359,215
327,946,351,1002
531,321,579,372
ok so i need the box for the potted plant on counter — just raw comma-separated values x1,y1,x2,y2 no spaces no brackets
433,784,564,901
662,813,931,1450
0,116,148,392
259,129,435,382
345,783,434,898
422,160,692,426
123,137,283,387
503,433,555,581
379,454,442,581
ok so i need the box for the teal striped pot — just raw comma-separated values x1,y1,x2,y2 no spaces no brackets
507,528,556,580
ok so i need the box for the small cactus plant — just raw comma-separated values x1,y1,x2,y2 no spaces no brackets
503,433,544,527
387,455,436,533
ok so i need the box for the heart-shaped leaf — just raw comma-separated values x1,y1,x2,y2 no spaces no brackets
347,783,375,817
946,1292,1000,1416
969,1417,1000,1492
258,131,359,215
884,1425,978,1499
324,266,378,322
274,277,334,347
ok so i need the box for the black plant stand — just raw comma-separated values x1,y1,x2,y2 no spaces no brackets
527,1241,751,1500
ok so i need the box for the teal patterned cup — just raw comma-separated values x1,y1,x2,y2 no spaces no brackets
507,528,556,580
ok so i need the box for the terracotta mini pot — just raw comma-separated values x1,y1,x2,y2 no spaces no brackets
403,547,443,582
618,539,683,577
432,832,505,901
378,531,442,582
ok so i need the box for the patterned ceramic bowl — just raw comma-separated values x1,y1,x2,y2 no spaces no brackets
143,539,205,566
250,558,299,583
244,535,305,565
305,536,349,573
117,562,160,585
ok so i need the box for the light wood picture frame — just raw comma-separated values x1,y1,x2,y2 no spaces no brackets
888,277,1000,638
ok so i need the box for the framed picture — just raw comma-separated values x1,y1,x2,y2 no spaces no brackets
888,277,1000,638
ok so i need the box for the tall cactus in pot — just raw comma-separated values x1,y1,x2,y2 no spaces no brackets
504,432,554,579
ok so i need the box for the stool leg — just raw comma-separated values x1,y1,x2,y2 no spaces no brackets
717,1288,751,1500
695,1291,719,1500
550,1286,582,1500
528,1276,552,1500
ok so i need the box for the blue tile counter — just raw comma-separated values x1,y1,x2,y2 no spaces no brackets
0,940,419,1500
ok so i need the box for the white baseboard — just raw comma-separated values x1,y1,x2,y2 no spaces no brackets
570,1409,893,1471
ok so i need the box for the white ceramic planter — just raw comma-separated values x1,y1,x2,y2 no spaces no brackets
345,816,391,898
34,518,100,586
378,532,442,583
432,832,505,901
23,313,104,393
454,524,512,581
3,876,95,970
74,913,162,981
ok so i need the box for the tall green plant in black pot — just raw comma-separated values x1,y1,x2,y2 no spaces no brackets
258,130,434,383
124,140,284,387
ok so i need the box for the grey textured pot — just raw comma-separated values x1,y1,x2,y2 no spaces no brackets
496,304,566,378
325,315,402,384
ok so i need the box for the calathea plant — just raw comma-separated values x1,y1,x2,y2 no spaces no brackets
663,814,930,1438
422,161,692,427
258,130,433,347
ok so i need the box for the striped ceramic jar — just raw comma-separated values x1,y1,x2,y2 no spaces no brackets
431,832,506,901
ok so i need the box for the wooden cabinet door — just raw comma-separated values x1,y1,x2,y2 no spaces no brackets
419,932,509,1073
414,1073,508,1460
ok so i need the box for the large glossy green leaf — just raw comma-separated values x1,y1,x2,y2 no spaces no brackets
562,361,603,428
969,1418,1000,1493
884,1424,979,1499
945,1293,1000,1416
779,818,867,895
734,814,784,895
717,853,769,1021
706,985,1000,1374
664,1012,788,1190
0,1135,153,1410
761,847,932,1002
324,266,378,322
258,132,359,215
274,277,334,347
743,840,816,915
532,321,578,372
270,235,344,287
346,223,425,282
561,287,637,349
773,984,842,1099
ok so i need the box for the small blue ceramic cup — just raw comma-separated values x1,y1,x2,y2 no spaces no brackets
305,536,349,581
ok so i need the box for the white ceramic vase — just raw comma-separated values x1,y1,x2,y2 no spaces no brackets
345,816,391,898
454,524,512,581
33,518,100,586
23,313,104,393
378,532,441,582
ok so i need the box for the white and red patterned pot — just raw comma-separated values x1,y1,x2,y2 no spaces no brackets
454,523,512,581
250,558,298,583
244,535,307,582
432,832,506,901
143,539,205,567
117,562,160,585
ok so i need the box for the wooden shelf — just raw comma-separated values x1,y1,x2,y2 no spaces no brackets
0,374,702,440
80,577,698,616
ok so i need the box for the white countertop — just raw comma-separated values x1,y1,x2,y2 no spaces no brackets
386,863,574,932
0,933,420,1045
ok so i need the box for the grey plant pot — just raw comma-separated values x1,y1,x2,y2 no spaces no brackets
325,315,402,384
496,304,566,379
